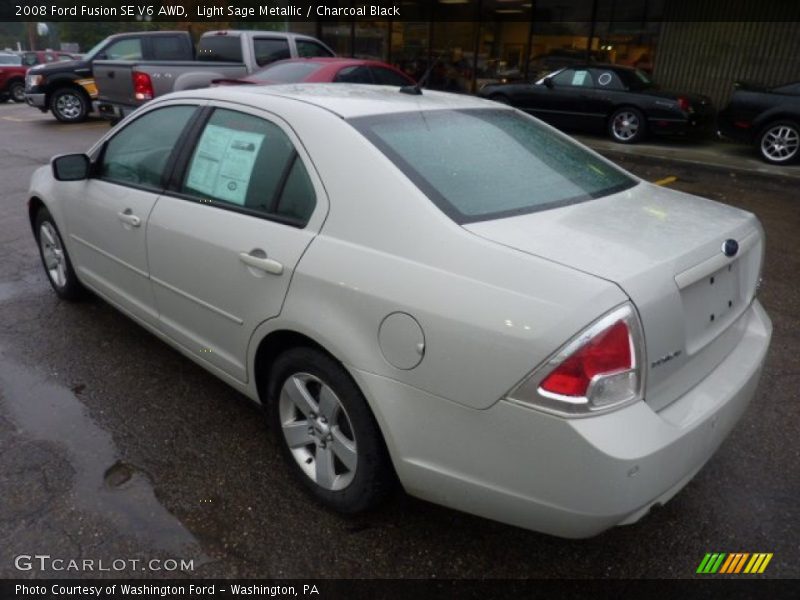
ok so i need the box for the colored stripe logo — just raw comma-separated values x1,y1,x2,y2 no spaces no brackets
696,553,773,574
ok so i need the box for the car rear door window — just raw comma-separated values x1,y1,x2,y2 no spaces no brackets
100,105,196,190
181,109,316,225
335,66,373,84
370,67,411,86
253,38,291,67
150,36,188,60
296,40,333,58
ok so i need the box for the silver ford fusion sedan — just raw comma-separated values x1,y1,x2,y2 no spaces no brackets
28,84,771,538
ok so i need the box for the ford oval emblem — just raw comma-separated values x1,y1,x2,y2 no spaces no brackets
722,239,739,257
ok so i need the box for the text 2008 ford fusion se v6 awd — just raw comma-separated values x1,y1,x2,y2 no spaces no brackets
27,84,771,538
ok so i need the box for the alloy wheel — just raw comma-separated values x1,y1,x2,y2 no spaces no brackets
761,125,799,162
55,93,83,120
278,372,358,491
39,222,68,289
612,111,640,141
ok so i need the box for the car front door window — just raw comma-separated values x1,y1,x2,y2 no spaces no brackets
551,69,593,88
100,106,196,190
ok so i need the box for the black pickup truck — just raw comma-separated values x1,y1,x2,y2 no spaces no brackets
24,31,193,123
718,81,800,164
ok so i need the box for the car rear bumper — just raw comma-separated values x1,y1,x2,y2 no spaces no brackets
353,300,771,538
649,113,716,138
717,117,755,144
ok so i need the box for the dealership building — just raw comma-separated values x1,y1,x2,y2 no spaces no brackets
286,0,800,107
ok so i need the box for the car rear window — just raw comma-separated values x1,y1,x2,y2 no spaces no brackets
250,61,324,83
350,109,636,224
197,36,243,63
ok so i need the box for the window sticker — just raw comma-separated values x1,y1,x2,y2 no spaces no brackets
186,124,265,206
571,70,588,86
598,72,613,86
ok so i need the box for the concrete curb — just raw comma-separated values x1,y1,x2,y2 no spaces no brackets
577,136,800,182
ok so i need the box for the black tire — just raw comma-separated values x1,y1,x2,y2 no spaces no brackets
268,347,394,514
757,120,800,165
9,80,25,103
608,106,647,144
33,207,85,301
50,87,89,123
489,93,511,105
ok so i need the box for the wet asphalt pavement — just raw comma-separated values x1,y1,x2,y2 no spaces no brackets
0,101,798,579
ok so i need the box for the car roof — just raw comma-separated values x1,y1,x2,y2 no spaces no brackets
171,83,497,119
566,63,636,72
266,57,394,67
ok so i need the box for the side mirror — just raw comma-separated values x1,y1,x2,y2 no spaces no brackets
94,52,107,61
544,77,554,89
52,154,90,181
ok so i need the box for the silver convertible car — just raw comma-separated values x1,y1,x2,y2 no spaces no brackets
28,84,771,538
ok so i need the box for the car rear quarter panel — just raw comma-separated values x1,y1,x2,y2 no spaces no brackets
244,96,628,411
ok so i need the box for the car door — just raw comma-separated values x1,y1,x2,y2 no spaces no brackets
518,68,595,129
63,103,199,326
146,104,327,382
588,68,628,130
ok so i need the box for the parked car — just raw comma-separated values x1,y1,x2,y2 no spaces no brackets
718,80,800,164
25,31,194,123
95,30,334,122
214,57,414,87
480,64,714,143
0,52,21,65
28,85,771,538
20,50,80,66
0,53,27,103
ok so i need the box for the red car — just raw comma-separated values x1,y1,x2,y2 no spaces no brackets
217,57,415,88
20,50,80,66
0,54,27,103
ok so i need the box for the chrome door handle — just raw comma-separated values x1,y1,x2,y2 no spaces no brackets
239,252,283,275
118,210,141,227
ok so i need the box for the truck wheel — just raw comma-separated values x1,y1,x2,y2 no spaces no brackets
50,88,89,123
758,121,799,164
9,80,25,103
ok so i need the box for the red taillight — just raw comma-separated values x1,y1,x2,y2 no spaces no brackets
734,120,752,129
539,321,632,397
677,96,691,112
132,71,153,101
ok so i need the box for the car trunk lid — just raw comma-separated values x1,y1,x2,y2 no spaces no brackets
464,182,763,412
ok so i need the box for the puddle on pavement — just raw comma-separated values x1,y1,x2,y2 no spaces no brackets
0,348,209,563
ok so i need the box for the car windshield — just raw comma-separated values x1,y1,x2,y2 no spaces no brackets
617,68,654,91
250,61,324,83
0,54,21,65
350,109,636,224
83,39,108,61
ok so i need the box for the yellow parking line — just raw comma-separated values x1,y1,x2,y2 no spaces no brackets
653,175,678,186
1,116,42,122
